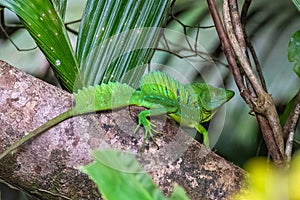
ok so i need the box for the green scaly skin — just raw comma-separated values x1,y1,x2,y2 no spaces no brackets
0,72,234,160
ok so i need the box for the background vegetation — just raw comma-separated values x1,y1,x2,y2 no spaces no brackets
0,0,299,199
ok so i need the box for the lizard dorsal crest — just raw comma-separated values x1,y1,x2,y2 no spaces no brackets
140,71,197,107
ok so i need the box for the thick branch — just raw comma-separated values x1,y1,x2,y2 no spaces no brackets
0,61,244,200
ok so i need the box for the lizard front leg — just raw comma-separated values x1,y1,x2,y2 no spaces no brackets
134,106,177,146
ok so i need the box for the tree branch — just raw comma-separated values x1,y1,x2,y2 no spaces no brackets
283,89,300,138
206,0,252,105
206,0,286,166
283,89,300,161
0,60,244,200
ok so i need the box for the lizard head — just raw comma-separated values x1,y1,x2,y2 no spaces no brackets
190,83,235,112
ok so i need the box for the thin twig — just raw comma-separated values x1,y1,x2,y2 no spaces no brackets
64,19,81,35
228,0,247,54
283,89,300,139
283,90,300,161
170,0,214,29
257,114,285,164
285,131,295,163
0,8,37,51
246,39,268,92
241,0,268,92
35,189,72,200
294,139,300,145
241,0,252,26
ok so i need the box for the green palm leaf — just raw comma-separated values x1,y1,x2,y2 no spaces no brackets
1,0,171,91
52,0,67,20
0,0,83,91
76,0,171,87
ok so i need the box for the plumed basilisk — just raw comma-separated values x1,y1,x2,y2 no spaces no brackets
0,71,234,160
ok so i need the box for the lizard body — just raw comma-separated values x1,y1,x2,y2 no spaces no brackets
0,71,234,159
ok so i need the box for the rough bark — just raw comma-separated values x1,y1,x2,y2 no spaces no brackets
0,60,244,200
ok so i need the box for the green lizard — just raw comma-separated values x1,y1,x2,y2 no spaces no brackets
0,71,234,160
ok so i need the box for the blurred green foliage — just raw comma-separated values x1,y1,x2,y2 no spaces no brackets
81,150,189,200
288,30,300,78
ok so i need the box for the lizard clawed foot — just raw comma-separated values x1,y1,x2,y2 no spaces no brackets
134,118,160,150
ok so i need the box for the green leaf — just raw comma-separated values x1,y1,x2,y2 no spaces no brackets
76,0,171,87
280,94,297,126
51,0,67,20
292,0,300,12
0,0,83,91
288,30,300,78
81,149,167,200
169,185,190,200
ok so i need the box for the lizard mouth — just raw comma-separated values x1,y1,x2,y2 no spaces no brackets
225,90,235,100
202,89,235,111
